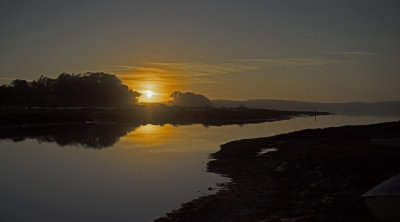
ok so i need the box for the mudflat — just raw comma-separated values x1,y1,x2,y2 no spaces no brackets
156,121,400,222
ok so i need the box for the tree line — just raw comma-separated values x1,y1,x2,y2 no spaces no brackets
0,72,141,107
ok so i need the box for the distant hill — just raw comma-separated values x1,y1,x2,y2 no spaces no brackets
212,99,400,116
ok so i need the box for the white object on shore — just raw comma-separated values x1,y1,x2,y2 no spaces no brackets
362,175,400,221
257,147,278,156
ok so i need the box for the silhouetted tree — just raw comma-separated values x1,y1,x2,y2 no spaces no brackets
170,91,212,107
12,79,29,88
0,72,141,107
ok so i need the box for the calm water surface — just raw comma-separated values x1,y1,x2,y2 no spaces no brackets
0,115,399,221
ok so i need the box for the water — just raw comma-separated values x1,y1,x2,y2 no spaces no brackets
0,115,398,221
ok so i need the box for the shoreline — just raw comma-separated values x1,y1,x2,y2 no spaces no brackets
0,106,328,127
155,121,400,221
0,112,319,149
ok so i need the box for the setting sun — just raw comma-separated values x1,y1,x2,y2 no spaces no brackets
146,90,153,98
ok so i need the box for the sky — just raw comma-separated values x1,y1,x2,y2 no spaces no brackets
1,0,399,102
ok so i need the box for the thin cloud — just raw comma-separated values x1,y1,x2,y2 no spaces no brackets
237,58,341,66
111,63,254,85
110,57,341,86
147,62,257,75
332,51,376,56
113,57,337,77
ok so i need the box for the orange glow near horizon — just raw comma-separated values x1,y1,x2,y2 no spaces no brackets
139,88,160,103
123,79,171,103
117,68,185,103
137,87,168,103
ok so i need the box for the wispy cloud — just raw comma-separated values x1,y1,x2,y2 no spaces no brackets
236,58,341,66
107,57,344,99
331,51,376,56
112,57,339,79
146,62,257,75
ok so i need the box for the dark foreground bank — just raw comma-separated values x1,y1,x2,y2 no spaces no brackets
155,121,400,222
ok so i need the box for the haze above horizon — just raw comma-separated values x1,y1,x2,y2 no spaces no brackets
1,0,399,103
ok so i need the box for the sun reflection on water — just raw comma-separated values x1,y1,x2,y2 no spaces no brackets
121,124,179,147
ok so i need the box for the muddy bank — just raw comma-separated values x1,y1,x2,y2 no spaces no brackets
155,121,400,221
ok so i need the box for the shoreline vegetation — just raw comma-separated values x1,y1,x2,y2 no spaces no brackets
0,105,329,127
155,121,400,222
0,73,140,107
0,73,329,127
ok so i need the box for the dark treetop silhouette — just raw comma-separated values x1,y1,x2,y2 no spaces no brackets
170,91,213,107
0,72,140,107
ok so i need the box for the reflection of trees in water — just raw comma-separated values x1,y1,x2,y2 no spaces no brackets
0,124,139,149
0,112,306,149
0,121,256,149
